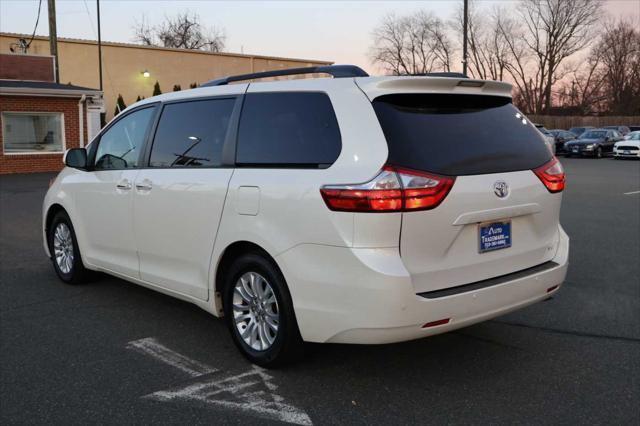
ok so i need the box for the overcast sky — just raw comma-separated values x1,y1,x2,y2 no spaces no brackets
1,0,638,73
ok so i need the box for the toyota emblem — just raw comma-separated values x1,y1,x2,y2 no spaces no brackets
493,181,509,198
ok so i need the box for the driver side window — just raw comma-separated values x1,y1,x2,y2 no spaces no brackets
94,107,155,170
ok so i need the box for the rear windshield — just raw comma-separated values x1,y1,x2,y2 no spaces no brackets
372,94,552,176
582,131,606,139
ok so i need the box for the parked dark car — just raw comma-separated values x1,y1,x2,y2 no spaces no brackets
568,126,594,137
626,125,640,132
549,129,576,153
603,125,630,136
564,129,624,158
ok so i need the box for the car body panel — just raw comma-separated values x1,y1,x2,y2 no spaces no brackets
399,170,561,293
43,73,569,346
564,129,623,156
614,138,640,158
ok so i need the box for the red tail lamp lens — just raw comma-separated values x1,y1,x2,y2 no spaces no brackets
320,166,455,213
533,157,565,193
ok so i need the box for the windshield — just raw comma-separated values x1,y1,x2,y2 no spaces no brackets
581,131,607,139
372,94,551,176
628,132,640,140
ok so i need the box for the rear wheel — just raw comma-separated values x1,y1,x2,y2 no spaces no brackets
48,211,91,284
222,252,304,367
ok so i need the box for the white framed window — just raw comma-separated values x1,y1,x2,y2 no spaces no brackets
2,112,66,154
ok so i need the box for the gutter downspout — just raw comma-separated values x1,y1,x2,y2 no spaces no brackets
78,94,86,148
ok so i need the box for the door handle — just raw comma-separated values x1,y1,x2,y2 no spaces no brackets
116,179,132,190
135,180,153,191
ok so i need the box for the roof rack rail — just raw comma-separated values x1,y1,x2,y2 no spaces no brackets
408,72,469,78
200,65,369,87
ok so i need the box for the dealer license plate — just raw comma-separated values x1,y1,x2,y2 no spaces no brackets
479,221,512,253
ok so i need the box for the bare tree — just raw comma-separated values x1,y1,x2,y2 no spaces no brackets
505,0,602,114
595,19,640,114
370,11,453,75
453,2,514,81
133,12,226,52
555,55,607,114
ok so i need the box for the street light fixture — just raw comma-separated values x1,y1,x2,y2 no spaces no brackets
142,70,150,78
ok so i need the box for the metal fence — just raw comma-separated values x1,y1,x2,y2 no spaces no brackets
529,115,640,130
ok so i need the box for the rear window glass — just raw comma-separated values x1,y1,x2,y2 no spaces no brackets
149,98,235,168
373,94,552,176
582,131,607,139
236,92,341,167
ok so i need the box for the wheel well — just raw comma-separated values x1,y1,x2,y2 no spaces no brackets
214,241,278,313
45,204,66,235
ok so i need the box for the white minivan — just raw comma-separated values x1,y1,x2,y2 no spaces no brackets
43,65,569,366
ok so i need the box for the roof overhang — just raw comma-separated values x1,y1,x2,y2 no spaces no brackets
0,86,102,98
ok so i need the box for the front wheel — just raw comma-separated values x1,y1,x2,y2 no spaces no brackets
47,211,91,284
223,252,304,367
596,147,603,158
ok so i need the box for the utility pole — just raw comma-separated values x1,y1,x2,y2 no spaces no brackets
97,0,105,127
47,0,59,83
462,0,468,76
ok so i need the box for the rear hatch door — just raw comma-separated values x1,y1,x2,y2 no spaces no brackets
369,89,561,294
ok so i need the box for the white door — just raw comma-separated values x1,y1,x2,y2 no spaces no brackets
133,98,237,300
75,106,157,277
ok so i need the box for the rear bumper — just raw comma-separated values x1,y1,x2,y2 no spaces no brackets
277,225,569,344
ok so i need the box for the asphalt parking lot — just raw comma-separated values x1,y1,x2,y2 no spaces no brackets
1,157,639,425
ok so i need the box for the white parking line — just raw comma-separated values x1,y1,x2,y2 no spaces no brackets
127,337,217,377
147,365,313,425
623,190,640,195
126,337,313,425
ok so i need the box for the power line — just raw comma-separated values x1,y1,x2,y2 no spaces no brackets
25,0,43,49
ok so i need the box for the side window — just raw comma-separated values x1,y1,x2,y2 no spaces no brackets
236,92,341,167
94,107,155,170
149,98,235,168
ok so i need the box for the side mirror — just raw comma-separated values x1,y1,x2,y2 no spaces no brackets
64,148,87,170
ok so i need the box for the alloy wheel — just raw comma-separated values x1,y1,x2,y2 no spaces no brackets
53,223,74,274
232,271,280,351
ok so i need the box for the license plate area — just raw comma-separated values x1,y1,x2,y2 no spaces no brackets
479,220,512,253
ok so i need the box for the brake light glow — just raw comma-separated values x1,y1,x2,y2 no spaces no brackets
320,165,455,212
533,157,565,193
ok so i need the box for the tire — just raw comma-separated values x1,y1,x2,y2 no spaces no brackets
47,210,91,284
222,252,304,367
596,147,603,158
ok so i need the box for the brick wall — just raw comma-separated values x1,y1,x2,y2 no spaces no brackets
0,95,87,174
0,54,54,81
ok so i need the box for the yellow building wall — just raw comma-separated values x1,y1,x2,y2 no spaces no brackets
0,34,332,119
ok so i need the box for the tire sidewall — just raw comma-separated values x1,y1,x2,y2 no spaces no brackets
48,211,84,284
222,253,300,366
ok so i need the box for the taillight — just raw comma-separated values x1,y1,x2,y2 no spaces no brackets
533,157,565,193
320,165,455,212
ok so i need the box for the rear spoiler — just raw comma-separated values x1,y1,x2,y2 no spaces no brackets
355,76,513,101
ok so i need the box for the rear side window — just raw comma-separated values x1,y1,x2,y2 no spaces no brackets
149,98,235,168
373,94,552,176
236,92,341,167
